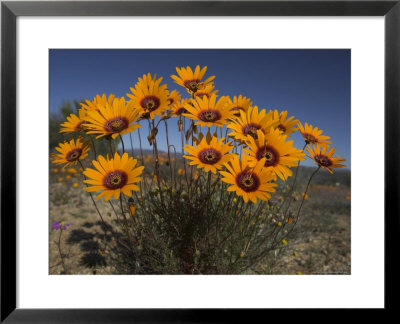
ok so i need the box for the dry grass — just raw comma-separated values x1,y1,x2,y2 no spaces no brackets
49,168,351,275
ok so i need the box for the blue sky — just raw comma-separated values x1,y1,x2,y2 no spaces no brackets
50,49,350,168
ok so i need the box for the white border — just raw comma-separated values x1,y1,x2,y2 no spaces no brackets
17,17,384,308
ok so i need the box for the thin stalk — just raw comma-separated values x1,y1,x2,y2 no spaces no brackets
119,134,125,154
164,120,174,184
90,136,97,160
277,143,307,214
57,229,67,273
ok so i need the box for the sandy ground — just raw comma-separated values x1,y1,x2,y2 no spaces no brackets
49,172,350,275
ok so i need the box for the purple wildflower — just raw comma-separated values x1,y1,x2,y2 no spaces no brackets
52,221,72,231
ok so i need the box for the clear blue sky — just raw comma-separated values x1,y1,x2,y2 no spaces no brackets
50,49,350,168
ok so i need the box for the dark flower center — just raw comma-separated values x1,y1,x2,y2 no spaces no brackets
184,79,200,92
314,154,332,167
277,124,286,132
195,92,209,98
103,170,128,189
303,133,317,144
198,148,222,165
175,107,187,115
242,123,261,139
66,148,82,162
236,172,260,192
230,106,244,112
198,109,221,123
231,106,244,117
256,145,280,167
105,117,129,133
75,121,87,131
140,95,161,112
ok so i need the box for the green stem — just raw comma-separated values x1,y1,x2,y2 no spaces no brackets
119,134,125,154
57,229,67,274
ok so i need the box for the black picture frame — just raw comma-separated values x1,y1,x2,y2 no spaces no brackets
1,0,398,322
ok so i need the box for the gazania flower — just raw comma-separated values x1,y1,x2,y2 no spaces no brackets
227,106,278,142
127,73,169,119
51,137,90,169
83,152,144,201
192,83,218,99
183,133,235,174
244,128,305,180
84,97,141,139
183,94,234,128
226,95,253,116
171,98,190,117
219,154,277,203
60,109,87,134
267,110,298,135
171,65,215,94
168,90,181,106
80,93,116,114
298,122,331,146
306,145,346,173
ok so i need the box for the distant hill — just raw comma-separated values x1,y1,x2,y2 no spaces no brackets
117,148,351,187
295,166,351,187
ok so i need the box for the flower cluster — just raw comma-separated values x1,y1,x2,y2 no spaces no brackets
51,64,346,205
50,64,347,275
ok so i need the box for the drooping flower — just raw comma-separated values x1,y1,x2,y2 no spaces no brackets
183,132,235,174
298,122,332,146
80,93,116,114
83,152,144,201
244,128,305,180
171,98,190,117
306,145,346,173
171,65,215,94
267,109,299,135
183,94,234,128
84,97,141,139
192,83,219,99
127,73,170,119
60,109,87,134
51,137,90,169
227,106,278,142
219,155,277,203
226,95,253,116
167,90,181,106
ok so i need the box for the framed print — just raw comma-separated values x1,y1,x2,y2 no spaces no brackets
1,0,398,321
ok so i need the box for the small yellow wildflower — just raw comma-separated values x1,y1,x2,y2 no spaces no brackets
66,175,71,180
301,193,309,200
297,271,303,275
53,168,59,173
58,177,63,182
282,239,287,245
177,168,185,175
68,168,77,174
293,251,298,257
72,183,79,188
277,221,283,227
240,252,245,258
